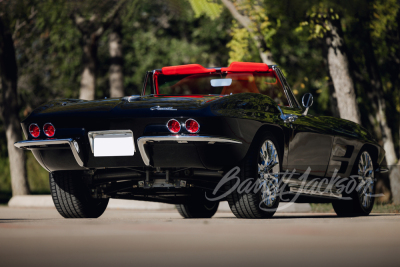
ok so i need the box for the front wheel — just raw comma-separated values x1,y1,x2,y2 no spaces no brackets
333,150,375,216
50,171,109,218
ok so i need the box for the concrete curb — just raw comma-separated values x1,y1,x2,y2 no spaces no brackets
8,195,311,213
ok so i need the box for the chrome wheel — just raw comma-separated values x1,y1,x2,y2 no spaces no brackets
356,151,374,209
258,140,280,207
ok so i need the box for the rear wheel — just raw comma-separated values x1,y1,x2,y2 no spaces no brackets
50,171,109,218
226,132,281,218
333,150,375,216
176,198,219,218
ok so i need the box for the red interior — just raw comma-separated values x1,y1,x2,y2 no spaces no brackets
221,62,269,73
162,64,216,75
221,73,260,95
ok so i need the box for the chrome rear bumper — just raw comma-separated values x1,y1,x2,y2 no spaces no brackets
14,135,242,168
14,138,83,167
137,135,242,166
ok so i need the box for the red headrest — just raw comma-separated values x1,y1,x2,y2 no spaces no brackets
162,64,216,75
221,62,269,72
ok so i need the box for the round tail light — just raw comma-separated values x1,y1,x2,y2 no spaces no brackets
167,119,181,133
185,119,200,133
43,123,55,137
29,123,40,138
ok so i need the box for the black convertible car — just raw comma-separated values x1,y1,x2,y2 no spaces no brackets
15,62,386,219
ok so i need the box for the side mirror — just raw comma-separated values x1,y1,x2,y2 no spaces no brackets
302,93,313,115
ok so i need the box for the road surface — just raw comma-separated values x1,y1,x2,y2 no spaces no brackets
0,206,399,267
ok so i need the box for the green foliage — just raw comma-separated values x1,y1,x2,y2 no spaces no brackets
369,0,399,39
0,157,11,192
0,0,399,197
295,4,336,40
121,1,231,95
226,21,252,63
0,152,49,194
187,0,223,20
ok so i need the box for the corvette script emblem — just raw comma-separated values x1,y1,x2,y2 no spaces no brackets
150,106,177,111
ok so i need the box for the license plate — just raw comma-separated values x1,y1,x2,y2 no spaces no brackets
93,133,135,157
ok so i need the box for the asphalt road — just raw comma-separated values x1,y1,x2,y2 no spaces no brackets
0,206,399,267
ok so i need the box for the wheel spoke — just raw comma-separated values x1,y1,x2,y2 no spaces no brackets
356,151,375,209
258,140,280,208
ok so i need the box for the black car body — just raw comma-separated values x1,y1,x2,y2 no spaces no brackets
15,62,386,218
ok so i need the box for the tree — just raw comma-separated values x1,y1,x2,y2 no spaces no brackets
362,24,399,203
361,0,400,203
325,14,361,124
70,0,126,100
187,0,276,64
0,7,30,196
301,6,362,124
220,0,275,64
109,17,124,98
122,0,231,94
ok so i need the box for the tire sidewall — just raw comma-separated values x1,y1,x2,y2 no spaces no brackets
246,132,282,214
334,149,375,216
351,150,375,215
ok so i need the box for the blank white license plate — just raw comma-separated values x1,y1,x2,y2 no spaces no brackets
93,134,135,157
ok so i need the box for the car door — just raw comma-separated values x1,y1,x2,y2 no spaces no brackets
286,114,335,177
274,68,334,178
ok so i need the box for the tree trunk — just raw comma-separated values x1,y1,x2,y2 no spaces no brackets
109,22,124,98
325,18,361,124
359,22,399,202
79,33,98,100
322,38,340,118
255,36,274,65
0,16,30,196
363,31,398,165
71,3,127,100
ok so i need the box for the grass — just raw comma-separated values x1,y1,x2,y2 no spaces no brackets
310,203,335,213
311,203,400,213
371,203,400,213
0,151,49,204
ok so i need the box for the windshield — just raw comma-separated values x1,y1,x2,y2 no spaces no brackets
156,71,289,106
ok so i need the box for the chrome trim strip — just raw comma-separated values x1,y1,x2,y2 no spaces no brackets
88,130,135,154
290,187,342,199
137,135,242,166
376,167,389,173
14,138,84,167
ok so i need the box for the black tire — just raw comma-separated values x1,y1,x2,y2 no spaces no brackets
226,132,281,218
332,150,375,217
176,198,219,218
50,171,109,218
